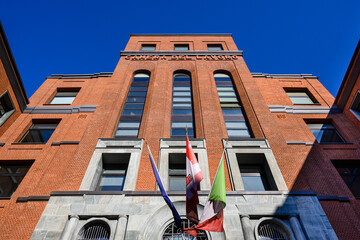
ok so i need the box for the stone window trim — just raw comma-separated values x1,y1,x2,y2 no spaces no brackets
60,215,127,240
0,90,15,127
349,89,360,121
158,138,211,191
79,139,143,191
223,139,288,191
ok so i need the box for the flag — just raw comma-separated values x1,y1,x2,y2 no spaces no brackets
146,143,182,229
185,149,227,237
186,136,204,222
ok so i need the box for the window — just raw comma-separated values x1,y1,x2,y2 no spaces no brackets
214,73,251,138
115,72,150,138
158,139,211,191
333,160,360,198
171,73,195,138
49,89,79,105
306,122,345,143
237,153,277,191
174,44,189,50
350,90,360,119
285,90,316,104
162,219,208,240
79,139,142,192
207,44,223,51
169,153,186,191
168,153,200,191
0,91,15,125
141,44,156,50
239,165,270,191
77,220,110,240
257,219,291,240
96,153,130,191
0,163,32,198
19,121,59,143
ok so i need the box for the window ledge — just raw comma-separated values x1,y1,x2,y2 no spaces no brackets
11,142,46,145
0,109,15,127
42,104,72,106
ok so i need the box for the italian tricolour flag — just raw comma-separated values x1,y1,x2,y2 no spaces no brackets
185,151,226,237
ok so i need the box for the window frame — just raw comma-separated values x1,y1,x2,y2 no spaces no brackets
0,90,15,127
284,88,318,105
207,44,223,51
140,44,156,51
79,139,143,191
306,120,346,144
224,139,287,191
350,90,360,120
332,160,360,199
0,162,33,199
18,120,60,144
174,44,190,51
158,139,211,191
47,88,80,105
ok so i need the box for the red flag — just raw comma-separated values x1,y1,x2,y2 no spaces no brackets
186,136,203,223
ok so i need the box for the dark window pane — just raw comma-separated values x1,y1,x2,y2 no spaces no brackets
128,91,147,97
172,109,193,115
126,97,146,103
169,176,186,191
133,77,150,82
98,175,125,191
124,103,144,109
122,109,143,116
130,86,148,91
0,165,31,197
222,109,243,115
208,44,223,50
20,123,58,143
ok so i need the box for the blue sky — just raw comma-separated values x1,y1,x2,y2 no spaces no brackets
0,0,359,98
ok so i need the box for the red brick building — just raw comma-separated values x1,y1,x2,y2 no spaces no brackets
0,32,359,239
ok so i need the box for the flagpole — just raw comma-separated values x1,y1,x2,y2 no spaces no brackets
207,139,228,198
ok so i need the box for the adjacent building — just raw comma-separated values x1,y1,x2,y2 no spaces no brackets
0,31,359,240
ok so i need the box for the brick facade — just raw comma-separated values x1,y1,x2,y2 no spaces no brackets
0,34,359,239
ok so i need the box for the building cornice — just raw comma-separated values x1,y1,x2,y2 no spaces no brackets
252,73,318,79
47,72,113,79
120,50,243,56
130,33,232,36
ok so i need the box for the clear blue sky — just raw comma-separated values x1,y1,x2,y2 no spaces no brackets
1,0,359,98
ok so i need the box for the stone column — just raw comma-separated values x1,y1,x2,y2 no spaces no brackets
241,215,255,240
114,215,128,240
289,215,306,240
60,215,79,240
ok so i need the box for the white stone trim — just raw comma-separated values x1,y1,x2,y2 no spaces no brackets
79,139,143,191
224,139,288,191
158,139,211,191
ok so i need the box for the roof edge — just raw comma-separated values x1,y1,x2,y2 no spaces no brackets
130,33,232,36
47,72,113,79
251,73,318,79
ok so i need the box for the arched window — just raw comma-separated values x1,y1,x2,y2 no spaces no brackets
171,72,195,138
115,72,150,138
162,219,208,240
77,220,110,240
257,219,291,240
214,72,251,138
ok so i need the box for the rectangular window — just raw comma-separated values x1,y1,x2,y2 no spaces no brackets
19,121,59,143
285,90,316,104
0,91,15,125
350,91,360,119
168,153,198,191
49,89,79,105
236,153,277,191
239,165,270,191
307,122,345,143
0,163,32,198
141,44,156,51
332,160,360,198
174,44,189,50
207,44,223,51
96,153,130,191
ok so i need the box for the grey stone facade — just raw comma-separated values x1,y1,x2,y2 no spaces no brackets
30,192,337,239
